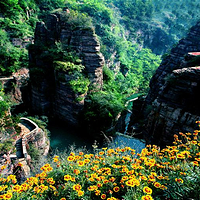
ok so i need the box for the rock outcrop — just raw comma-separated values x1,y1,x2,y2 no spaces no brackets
143,21,200,146
146,21,200,104
0,68,29,105
29,12,104,124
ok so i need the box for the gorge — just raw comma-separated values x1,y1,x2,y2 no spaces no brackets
2,12,200,151
1,1,200,199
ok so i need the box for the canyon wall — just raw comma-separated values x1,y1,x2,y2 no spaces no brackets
143,21,200,146
29,12,104,124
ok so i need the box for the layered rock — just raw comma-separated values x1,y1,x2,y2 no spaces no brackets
34,13,104,86
143,21,200,146
146,21,200,104
29,13,104,124
145,65,200,146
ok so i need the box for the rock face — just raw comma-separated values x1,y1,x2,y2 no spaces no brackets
29,13,104,124
34,14,104,86
146,21,200,104
0,68,30,105
143,21,200,146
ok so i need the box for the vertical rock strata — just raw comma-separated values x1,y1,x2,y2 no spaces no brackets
29,13,104,124
147,21,200,104
144,21,200,146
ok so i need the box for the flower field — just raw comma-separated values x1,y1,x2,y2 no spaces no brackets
1,123,200,200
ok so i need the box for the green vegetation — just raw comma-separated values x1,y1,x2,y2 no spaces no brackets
58,9,93,30
0,30,28,75
0,89,12,133
83,90,125,134
54,61,84,74
0,139,15,154
27,142,41,163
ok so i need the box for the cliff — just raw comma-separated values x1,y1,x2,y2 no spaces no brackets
29,12,104,124
146,21,200,104
143,21,200,146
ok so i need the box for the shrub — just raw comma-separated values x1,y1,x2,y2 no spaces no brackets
54,61,84,74
27,142,41,163
69,75,90,95
0,139,15,154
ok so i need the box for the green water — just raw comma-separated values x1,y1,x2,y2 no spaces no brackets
48,120,95,151
48,120,145,153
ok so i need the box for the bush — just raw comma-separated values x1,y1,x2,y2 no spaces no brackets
59,10,93,30
27,142,41,163
82,90,125,134
54,61,84,74
69,76,90,95
0,139,14,154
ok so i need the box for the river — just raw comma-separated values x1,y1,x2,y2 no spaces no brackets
48,120,145,153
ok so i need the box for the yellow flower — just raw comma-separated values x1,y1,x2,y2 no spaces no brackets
88,185,98,191
153,182,161,188
0,165,6,171
77,190,84,196
125,178,140,187
113,186,120,192
73,184,82,191
160,185,167,190
4,192,13,200
60,198,66,200
77,160,85,166
177,153,185,159
64,175,72,181
18,162,23,167
84,159,90,163
191,140,197,145
53,157,59,162
141,195,154,200
99,151,104,155
192,161,199,166
195,158,200,162
74,169,80,175
143,186,152,194
140,175,147,180
70,152,75,156
175,178,183,183
101,194,106,199
95,189,101,196
67,156,75,162
12,185,21,192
